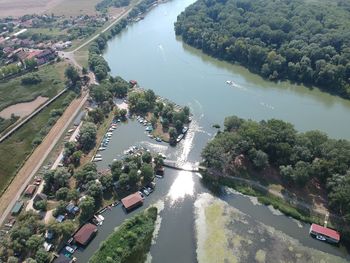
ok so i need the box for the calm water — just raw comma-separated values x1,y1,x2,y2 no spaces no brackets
74,0,350,261
104,0,350,141
74,122,349,262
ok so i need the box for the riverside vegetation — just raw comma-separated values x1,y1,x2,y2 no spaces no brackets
89,207,157,263
175,0,350,98
202,116,350,237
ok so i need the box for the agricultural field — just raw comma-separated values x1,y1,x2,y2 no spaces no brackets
0,0,101,17
48,0,102,16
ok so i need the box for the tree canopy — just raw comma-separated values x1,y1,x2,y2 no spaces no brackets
175,0,350,98
202,115,350,221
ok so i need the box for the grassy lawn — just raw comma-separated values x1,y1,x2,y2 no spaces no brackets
0,62,67,111
0,116,19,135
74,49,89,69
0,92,72,194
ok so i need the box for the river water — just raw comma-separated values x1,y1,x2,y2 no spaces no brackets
75,0,350,261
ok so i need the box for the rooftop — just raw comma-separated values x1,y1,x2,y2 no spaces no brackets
74,223,97,246
310,224,340,241
121,192,143,210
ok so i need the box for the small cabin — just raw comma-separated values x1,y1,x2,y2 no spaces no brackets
121,192,143,212
309,223,340,244
74,223,98,246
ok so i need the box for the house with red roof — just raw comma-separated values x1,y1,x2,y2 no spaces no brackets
121,192,143,212
73,223,97,246
309,223,340,244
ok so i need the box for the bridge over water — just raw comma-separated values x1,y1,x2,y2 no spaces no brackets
163,160,206,173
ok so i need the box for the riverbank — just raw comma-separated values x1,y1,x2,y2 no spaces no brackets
195,193,348,263
201,170,350,246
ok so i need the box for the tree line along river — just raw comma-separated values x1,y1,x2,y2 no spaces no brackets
75,0,350,261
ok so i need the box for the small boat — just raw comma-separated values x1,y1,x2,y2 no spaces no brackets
95,154,102,158
182,126,188,134
316,235,326,241
93,215,103,226
93,157,103,162
98,147,106,151
155,137,162,142
176,134,184,143
226,80,233,85
97,214,105,221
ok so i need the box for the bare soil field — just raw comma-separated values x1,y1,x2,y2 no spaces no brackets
48,0,102,16
0,0,100,17
0,0,63,17
0,96,48,119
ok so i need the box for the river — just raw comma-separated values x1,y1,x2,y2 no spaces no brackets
75,0,350,261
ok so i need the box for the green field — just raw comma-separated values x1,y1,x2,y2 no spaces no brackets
27,27,66,37
0,62,67,111
0,91,74,195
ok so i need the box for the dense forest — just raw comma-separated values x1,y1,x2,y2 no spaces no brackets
175,0,350,98
202,116,350,221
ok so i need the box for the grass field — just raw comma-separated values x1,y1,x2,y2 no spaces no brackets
27,27,66,37
0,62,67,112
0,92,72,195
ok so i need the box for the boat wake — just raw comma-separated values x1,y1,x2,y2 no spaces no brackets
260,101,275,110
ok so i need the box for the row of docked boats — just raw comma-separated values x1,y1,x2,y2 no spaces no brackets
136,115,162,142
93,122,119,162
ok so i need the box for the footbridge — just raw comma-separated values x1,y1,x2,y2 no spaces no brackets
163,160,206,173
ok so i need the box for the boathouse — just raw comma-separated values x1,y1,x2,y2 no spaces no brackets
121,192,143,212
74,223,97,246
309,223,340,244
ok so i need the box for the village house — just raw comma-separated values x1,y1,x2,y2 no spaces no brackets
73,223,98,246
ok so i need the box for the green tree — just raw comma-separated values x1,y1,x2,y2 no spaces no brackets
79,196,96,223
78,122,97,152
65,65,80,86
142,152,152,163
111,160,123,181
35,249,49,263
141,164,154,185
26,235,44,253
56,187,69,200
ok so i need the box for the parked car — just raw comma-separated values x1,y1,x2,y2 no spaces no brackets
65,245,75,254
142,188,150,196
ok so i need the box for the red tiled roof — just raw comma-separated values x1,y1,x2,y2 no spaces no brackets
74,223,97,245
121,192,143,209
24,185,36,196
310,224,340,241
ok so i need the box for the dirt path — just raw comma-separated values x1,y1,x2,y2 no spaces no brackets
0,92,88,225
